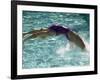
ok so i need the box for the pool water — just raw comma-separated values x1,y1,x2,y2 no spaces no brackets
22,11,90,69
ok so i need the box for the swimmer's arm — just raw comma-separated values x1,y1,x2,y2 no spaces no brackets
23,28,48,37
67,31,85,49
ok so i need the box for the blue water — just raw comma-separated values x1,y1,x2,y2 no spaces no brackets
22,11,90,69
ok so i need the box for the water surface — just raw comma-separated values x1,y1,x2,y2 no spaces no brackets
22,11,90,69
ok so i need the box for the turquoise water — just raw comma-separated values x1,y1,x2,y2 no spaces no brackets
22,11,90,69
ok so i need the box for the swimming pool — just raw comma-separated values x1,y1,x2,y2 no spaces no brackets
22,11,90,69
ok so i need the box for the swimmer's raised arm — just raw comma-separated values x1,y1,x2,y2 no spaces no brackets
67,30,85,50
23,28,55,42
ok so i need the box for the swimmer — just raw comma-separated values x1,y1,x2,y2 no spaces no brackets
23,24,85,50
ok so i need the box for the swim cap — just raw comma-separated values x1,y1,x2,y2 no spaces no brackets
49,24,70,34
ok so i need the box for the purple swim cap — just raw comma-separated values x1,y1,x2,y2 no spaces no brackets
48,24,70,34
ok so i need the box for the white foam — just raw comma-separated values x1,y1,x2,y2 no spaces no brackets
56,42,72,57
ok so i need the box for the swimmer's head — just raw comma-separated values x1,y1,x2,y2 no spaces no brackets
48,24,70,34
